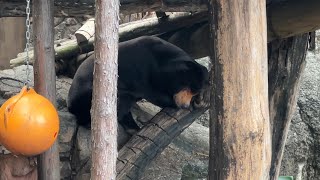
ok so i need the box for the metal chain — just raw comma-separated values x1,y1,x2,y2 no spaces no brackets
24,0,31,88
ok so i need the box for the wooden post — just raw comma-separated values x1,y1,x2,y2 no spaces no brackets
33,0,60,179
268,34,309,179
207,0,271,179
91,0,119,178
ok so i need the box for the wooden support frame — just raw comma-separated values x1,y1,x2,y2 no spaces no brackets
207,0,271,179
90,0,119,178
268,33,309,180
33,0,60,179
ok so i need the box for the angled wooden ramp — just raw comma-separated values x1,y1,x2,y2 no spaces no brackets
117,106,208,179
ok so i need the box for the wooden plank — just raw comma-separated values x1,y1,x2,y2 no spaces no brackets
267,0,320,41
116,106,208,179
33,0,60,179
207,0,271,179
90,0,119,178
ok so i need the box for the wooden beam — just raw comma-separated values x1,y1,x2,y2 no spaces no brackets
33,0,60,179
267,0,320,41
90,0,119,178
207,0,271,179
117,107,208,179
268,33,309,180
166,0,320,56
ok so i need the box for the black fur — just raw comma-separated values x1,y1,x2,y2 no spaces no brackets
67,36,208,130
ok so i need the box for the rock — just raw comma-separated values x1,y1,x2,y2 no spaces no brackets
60,161,72,180
0,65,73,111
195,56,212,72
59,111,77,159
56,77,72,111
181,162,208,180
195,110,209,128
54,18,83,41
173,122,209,155
0,98,5,106
74,173,91,180
0,155,37,180
140,122,209,180
0,65,33,99
72,126,91,174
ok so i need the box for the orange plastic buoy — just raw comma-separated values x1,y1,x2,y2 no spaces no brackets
0,86,59,156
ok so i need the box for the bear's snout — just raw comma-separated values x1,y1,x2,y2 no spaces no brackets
173,88,195,109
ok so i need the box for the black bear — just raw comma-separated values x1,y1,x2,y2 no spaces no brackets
67,36,208,131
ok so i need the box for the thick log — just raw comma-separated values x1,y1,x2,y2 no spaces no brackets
208,0,271,179
117,107,208,179
268,34,309,179
165,0,320,57
267,0,320,41
75,18,95,44
33,0,60,179
90,0,119,178
10,38,94,68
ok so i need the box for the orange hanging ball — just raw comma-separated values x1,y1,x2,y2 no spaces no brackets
0,86,59,156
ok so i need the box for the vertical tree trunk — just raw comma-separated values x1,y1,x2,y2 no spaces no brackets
91,0,119,178
33,0,60,179
208,0,271,179
268,34,309,179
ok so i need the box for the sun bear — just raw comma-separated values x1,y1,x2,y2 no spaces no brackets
67,36,208,131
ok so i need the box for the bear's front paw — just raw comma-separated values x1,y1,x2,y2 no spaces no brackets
192,87,210,109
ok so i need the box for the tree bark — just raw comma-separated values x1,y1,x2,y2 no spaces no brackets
90,0,119,178
268,33,309,180
33,0,60,179
208,0,271,179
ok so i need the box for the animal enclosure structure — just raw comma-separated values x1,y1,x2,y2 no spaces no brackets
0,0,319,179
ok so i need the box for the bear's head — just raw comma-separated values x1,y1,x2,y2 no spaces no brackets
152,59,209,109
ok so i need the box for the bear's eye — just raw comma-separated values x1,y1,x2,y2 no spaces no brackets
190,85,201,93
